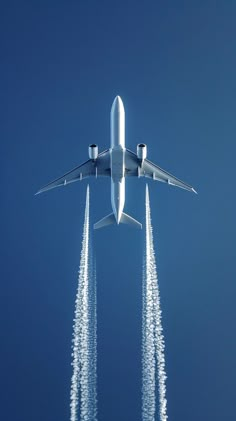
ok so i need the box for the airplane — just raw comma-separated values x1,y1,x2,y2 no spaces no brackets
36,96,197,229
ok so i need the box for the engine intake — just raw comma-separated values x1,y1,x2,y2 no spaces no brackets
89,144,98,160
137,143,147,161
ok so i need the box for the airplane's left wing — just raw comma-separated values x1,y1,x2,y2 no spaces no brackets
36,149,110,194
125,149,197,193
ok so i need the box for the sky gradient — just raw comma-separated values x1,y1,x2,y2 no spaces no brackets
1,1,236,420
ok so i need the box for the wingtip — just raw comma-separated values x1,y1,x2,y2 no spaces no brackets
35,189,43,196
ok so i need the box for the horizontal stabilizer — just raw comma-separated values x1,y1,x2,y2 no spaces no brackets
120,212,142,229
94,213,116,230
94,211,142,230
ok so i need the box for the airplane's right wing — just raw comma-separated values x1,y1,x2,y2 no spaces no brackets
125,149,197,193
36,149,110,194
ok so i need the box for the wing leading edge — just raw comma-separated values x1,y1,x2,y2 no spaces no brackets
125,149,197,193
36,149,110,195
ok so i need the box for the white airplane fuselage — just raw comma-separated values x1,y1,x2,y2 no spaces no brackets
110,96,126,224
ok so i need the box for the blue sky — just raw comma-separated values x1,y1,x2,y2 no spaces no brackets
1,1,236,420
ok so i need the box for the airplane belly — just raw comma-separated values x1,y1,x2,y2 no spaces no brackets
111,179,125,223
111,148,124,180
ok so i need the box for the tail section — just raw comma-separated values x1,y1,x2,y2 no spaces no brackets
94,212,142,230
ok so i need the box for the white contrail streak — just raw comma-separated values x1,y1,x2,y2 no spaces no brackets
70,185,97,421
142,184,168,421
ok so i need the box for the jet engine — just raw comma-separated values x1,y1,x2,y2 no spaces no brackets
137,143,147,161
89,144,98,160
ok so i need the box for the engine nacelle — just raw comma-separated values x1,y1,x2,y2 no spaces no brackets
89,144,98,160
137,143,147,161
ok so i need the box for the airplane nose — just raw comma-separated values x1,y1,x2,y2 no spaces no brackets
112,95,124,114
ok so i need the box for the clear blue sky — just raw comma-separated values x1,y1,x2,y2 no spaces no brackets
1,1,236,420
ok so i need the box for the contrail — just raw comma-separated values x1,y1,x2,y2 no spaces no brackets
142,184,168,421
70,185,97,421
